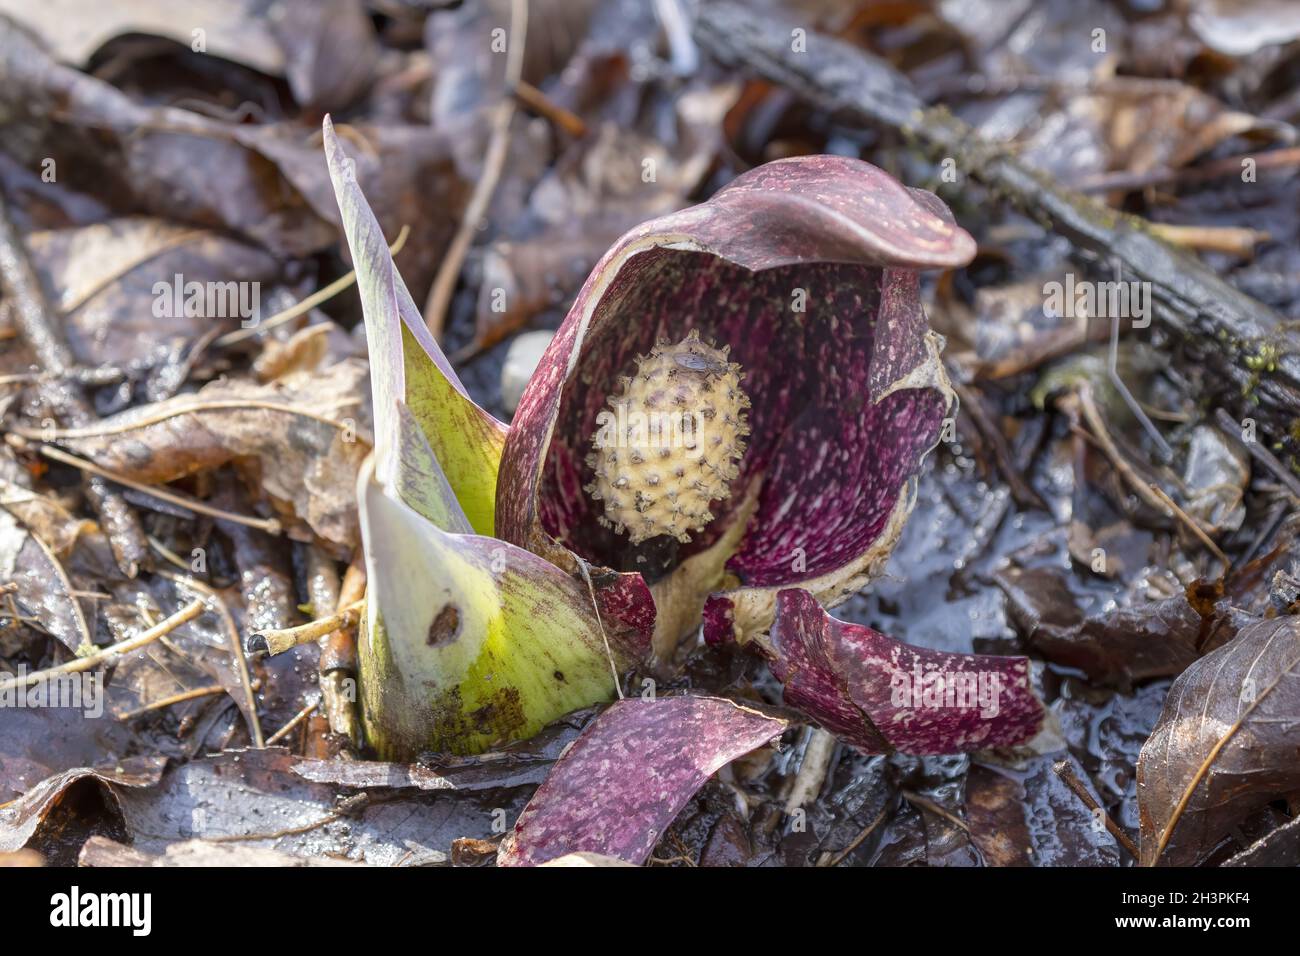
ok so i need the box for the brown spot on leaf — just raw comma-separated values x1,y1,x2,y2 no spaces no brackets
427,604,461,646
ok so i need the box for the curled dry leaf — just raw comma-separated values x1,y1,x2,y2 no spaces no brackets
22,216,279,369
1137,616,1300,866
1019,84,1293,183
5,0,381,113
0,704,138,808
0,19,331,255
108,748,529,866
997,566,1244,686
0,756,167,855
1189,0,1300,56
0,17,463,281
53,361,370,551
498,696,787,867
0,0,285,72
0,508,91,654
0,446,87,557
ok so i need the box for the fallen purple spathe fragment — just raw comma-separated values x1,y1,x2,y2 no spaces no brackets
497,696,786,866
497,156,975,660
767,589,1044,754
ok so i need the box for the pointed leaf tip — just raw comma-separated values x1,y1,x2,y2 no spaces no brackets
323,123,507,535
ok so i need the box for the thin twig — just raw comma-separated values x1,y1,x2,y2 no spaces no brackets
217,225,409,347
423,0,529,338
248,600,365,657
37,445,282,535
320,554,365,745
1147,483,1230,565
1107,309,1174,462
1145,223,1270,257
11,399,356,440
1053,760,1139,860
693,5,1300,473
0,193,76,373
0,185,148,576
900,789,970,833
578,557,624,700
152,556,265,748
321,555,366,675
1214,407,1300,501
1078,145,1300,194
265,696,321,746
1074,384,1193,527
118,683,228,719
513,80,587,137
950,378,1048,511
0,598,206,693
821,805,889,867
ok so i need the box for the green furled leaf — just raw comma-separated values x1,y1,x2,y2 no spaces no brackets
393,400,471,533
323,116,506,535
356,456,621,759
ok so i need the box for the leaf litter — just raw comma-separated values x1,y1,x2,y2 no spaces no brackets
1,0,1299,867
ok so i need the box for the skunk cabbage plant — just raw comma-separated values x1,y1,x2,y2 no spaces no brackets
326,122,643,758
323,117,1042,767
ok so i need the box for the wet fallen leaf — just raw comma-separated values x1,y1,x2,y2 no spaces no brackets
0,707,137,806
22,217,280,369
112,747,530,866
997,567,1243,686
0,756,167,855
0,496,93,655
1137,616,1300,866
78,834,363,867
967,755,1121,867
1223,812,1300,866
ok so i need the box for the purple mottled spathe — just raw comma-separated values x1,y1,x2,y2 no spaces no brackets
498,155,975,647
497,696,786,866
768,589,1044,753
